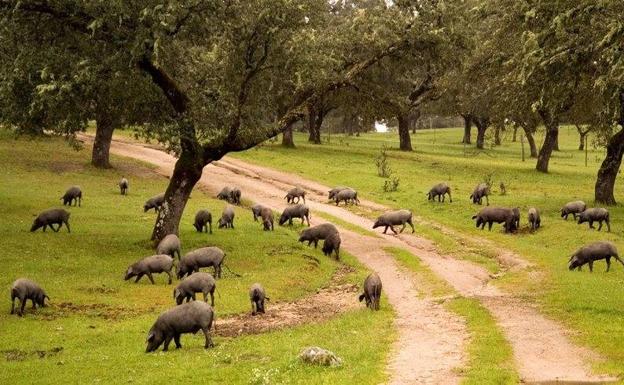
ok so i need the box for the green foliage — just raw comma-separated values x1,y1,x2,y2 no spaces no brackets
374,146,392,177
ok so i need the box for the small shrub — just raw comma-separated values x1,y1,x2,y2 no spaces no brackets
375,146,392,177
383,177,400,192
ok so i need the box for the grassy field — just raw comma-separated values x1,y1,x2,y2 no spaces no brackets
232,127,624,376
0,131,395,384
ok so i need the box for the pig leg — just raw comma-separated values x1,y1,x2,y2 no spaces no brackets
313,240,318,248
31,299,37,309
612,254,624,269
407,219,415,233
210,291,215,307
209,222,213,234
389,226,398,235
19,297,26,316
597,221,602,231
51,223,60,232
383,226,388,234
166,270,173,284
163,335,172,351
146,273,155,284
135,273,144,283
588,261,594,272
606,219,611,232
251,300,256,315
64,221,71,233
174,333,182,349
202,327,213,348
488,222,493,231
400,223,406,233
191,293,197,301
606,257,611,272
10,296,16,314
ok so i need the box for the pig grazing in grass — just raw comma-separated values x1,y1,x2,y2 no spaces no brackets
472,207,518,233
125,254,174,284
322,232,341,260
193,210,213,234
156,234,181,260
372,210,414,234
217,187,241,205
10,278,49,316
30,208,71,233
249,283,269,315
470,183,490,205
177,247,226,279
560,200,586,220
427,183,452,203
251,204,265,221
260,207,274,231
174,273,216,306
333,188,360,206
279,204,311,226
218,206,235,229
577,208,610,232
119,177,129,195
568,241,624,272
299,223,339,248
359,273,382,310
528,207,541,231
61,185,82,206
145,301,215,352
285,187,306,204
144,193,165,213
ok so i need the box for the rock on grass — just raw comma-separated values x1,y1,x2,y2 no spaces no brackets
299,346,342,367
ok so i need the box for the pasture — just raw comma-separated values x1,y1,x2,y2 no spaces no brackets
0,131,394,385
233,127,624,375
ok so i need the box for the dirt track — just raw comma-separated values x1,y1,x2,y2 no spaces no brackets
97,136,614,384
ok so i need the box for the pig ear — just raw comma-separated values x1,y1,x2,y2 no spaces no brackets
146,332,155,342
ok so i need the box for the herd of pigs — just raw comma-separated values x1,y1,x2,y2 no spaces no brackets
10,178,622,352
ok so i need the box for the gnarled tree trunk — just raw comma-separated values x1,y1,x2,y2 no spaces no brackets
474,116,489,149
512,126,518,142
521,124,538,158
91,113,115,168
461,114,472,144
281,124,295,148
595,91,624,204
536,110,559,173
397,113,413,151
307,105,322,144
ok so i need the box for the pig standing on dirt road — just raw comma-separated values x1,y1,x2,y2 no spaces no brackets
359,273,382,310
249,283,269,315
372,210,415,234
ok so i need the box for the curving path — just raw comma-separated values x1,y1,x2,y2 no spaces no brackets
92,135,615,384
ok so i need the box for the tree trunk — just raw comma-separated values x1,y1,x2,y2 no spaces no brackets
91,113,115,168
512,126,518,142
595,129,624,204
536,110,559,173
307,106,322,144
595,91,624,205
522,124,538,158
578,132,586,151
554,134,560,151
397,113,413,151
494,124,502,146
410,110,421,134
461,114,472,144
475,117,489,149
281,123,295,148
151,145,205,241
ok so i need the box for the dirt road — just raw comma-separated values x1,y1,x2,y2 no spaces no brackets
98,136,614,384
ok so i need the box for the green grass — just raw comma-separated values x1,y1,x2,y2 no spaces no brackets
0,132,394,384
447,298,519,385
384,246,518,383
232,127,624,375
